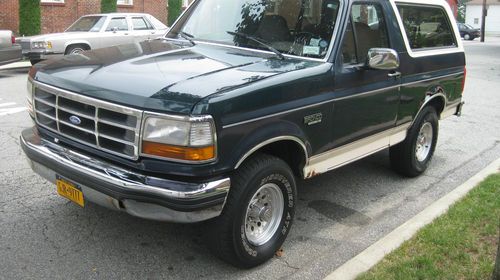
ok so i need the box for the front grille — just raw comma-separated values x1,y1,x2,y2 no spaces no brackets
19,41,31,50
33,82,143,160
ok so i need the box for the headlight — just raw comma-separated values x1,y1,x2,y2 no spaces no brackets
141,114,216,162
32,41,49,49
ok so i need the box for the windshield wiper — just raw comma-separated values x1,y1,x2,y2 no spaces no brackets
179,31,196,46
227,31,285,60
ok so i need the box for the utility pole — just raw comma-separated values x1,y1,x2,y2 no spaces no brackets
480,0,487,42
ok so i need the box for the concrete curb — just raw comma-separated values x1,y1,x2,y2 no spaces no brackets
324,157,500,280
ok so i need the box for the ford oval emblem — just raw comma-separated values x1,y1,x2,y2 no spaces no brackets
69,115,82,125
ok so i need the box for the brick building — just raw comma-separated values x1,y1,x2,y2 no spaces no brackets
0,0,177,36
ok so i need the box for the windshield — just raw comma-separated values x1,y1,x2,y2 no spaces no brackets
66,16,107,32
167,0,341,59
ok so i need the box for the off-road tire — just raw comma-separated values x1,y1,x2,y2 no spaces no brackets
390,106,439,177
206,153,296,268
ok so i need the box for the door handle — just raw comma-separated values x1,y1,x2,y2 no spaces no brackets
388,71,401,78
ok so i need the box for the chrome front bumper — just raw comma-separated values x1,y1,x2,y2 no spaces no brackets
22,49,63,60
21,127,230,223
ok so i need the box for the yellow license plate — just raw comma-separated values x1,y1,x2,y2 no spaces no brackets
56,176,84,207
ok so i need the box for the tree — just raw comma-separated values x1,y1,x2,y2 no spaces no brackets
168,0,182,26
101,0,117,13
19,0,41,36
457,0,471,23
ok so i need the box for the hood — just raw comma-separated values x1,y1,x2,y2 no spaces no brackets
17,32,90,42
34,40,322,114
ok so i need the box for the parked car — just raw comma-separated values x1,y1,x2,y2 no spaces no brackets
16,13,168,65
21,0,465,268
457,22,480,40
0,30,22,66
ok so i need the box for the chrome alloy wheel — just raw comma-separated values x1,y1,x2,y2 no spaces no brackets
415,122,433,162
244,183,284,246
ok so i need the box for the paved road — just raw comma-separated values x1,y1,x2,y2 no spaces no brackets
1,39,499,280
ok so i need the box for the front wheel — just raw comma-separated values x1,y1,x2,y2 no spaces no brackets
464,33,471,40
206,154,296,268
390,106,439,177
65,45,88,55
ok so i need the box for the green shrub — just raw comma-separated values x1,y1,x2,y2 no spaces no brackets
168,0,182,26
101,0,117,13
19,0,41,36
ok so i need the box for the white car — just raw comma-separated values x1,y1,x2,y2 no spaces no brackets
16,13,168,65
0,30,22,66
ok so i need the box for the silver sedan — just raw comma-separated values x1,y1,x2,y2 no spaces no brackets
16,13,169,65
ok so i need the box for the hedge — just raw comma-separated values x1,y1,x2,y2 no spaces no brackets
19,0,41,36
101,0,117,13
168,0,182,26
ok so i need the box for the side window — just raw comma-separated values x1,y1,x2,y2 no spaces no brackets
132,17,154,30
396,4,456,50
341,3,389,65
106,18,129,31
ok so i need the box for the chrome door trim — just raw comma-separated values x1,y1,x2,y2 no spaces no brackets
401,71,464,87
222,85,401,129
222,99,335,129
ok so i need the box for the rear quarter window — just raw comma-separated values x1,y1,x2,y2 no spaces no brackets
396,4,456,50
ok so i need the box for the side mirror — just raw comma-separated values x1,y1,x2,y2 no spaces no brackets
112,27,119,33
367,48,400,71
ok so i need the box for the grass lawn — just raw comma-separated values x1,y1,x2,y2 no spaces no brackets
358,173,500,280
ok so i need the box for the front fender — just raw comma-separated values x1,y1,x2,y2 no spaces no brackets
220,120,310,170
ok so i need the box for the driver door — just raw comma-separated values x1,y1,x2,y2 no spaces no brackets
331,1,401,147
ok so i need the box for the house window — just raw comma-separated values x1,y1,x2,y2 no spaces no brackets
117,0,133,5
474,18,479,24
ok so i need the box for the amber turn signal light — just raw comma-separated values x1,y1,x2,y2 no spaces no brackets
142,141,215,161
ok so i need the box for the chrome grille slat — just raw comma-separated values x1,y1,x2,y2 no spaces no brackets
58,106,95,119
35,110,56,121
98,133,135,145
19,41,31,50
32,81,143,160
59,120,95,134
34,97,56,107
98,119,135,130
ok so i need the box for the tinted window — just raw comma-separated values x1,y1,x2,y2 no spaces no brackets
106,18,129,31
342,3,389,64
132,17,153,30
397,4,456,50
167,0,341,59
